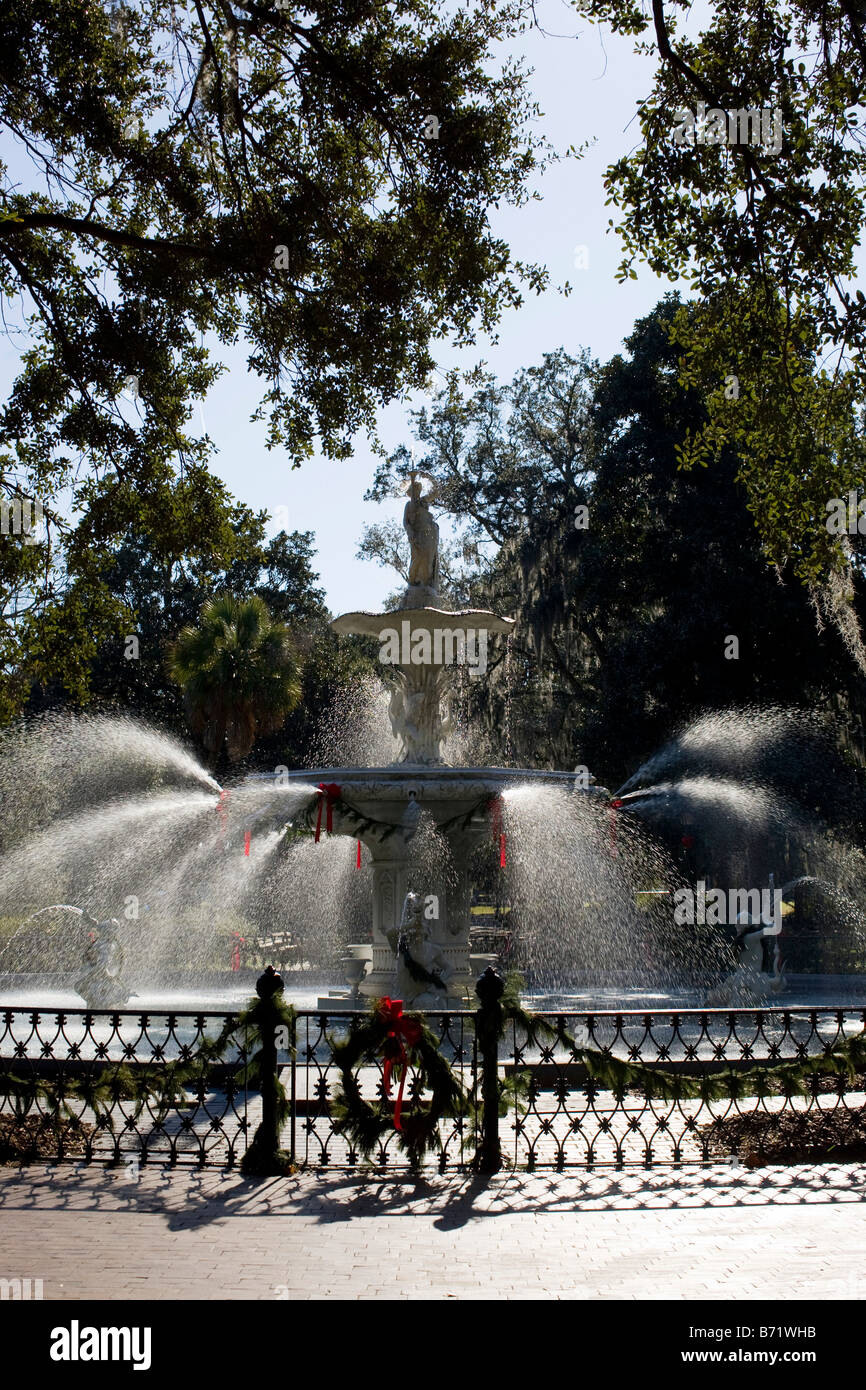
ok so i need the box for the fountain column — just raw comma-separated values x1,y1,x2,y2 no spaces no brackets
324,474,515,1005
360,850,408,998
358,835,476,1002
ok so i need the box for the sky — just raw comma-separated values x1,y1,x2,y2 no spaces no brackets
184,2,669,614
0,1,673,614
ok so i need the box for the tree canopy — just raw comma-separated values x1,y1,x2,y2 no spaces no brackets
0,0,547,717
570,0,866,624
168,592,302,765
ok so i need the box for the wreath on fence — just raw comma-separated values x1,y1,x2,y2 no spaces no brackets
329,997,468,1168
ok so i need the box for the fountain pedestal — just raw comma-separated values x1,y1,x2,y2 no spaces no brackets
287,479,603,1007
309,772,497,1007
361,845,476,1004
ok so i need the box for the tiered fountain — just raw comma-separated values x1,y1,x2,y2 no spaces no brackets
256,476,607,1007
4,490,863,1013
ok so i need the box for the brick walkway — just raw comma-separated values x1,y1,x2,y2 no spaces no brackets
1,1163,864,1300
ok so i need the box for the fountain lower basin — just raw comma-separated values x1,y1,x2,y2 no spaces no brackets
248,765,607,1007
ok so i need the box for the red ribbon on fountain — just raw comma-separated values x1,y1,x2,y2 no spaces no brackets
376,997,421,1131
356,839,361,869
488,795,506,868
314,783,341,842
243,830,251,857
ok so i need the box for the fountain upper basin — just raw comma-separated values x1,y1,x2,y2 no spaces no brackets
247,765,609,831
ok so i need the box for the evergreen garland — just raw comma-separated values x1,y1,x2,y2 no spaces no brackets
303,791,491,845
329,1002,468,1169
4,974,865,1173
0,992,297,1173
234,986,297,1174
498,992,866,1104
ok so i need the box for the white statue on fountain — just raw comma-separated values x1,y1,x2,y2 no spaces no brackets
392,890,453,1007
403,473,440,597
329,467,513,765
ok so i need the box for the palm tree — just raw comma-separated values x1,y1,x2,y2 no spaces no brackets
168,595,302,768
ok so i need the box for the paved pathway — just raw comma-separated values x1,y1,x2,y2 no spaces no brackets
1,1163,864,1300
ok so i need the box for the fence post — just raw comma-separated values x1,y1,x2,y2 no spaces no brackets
241,965,289,1175
475,966,504,1174
289,1007,297,1168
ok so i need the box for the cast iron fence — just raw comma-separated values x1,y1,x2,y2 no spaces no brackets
1,990,865,1171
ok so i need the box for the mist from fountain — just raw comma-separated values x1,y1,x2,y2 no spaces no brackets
0,713,321,999
250,831,372,975
499,784,717,1001
1,683,865,1011
612,708,866,989
304,674,398,768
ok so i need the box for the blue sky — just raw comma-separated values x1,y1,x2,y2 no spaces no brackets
196,5,669,614
0,3,673,613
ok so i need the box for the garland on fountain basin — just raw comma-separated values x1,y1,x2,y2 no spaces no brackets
307,784,494,845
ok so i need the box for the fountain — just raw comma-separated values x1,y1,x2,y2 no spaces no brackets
74,918,128,1010
256,472,610,1006
609,711,866,1002
0,496,864,1012
0,904,131,1009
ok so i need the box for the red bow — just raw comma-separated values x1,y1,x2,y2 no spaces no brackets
314,783,341,842
376,997,422,1131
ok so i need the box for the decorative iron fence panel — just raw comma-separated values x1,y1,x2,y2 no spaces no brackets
2,1003,864,1171
505,1008,866,1170
0,1008,251,1168
287,1011,477,1171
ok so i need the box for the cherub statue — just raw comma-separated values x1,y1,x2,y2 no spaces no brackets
394,890,453,1006
75,918,129,1009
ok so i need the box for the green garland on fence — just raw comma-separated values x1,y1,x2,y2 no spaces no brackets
329,1002,468,1169
0,1039,227,1128
4,972,865,1173
0,990,296,1174
497,985,866,1104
